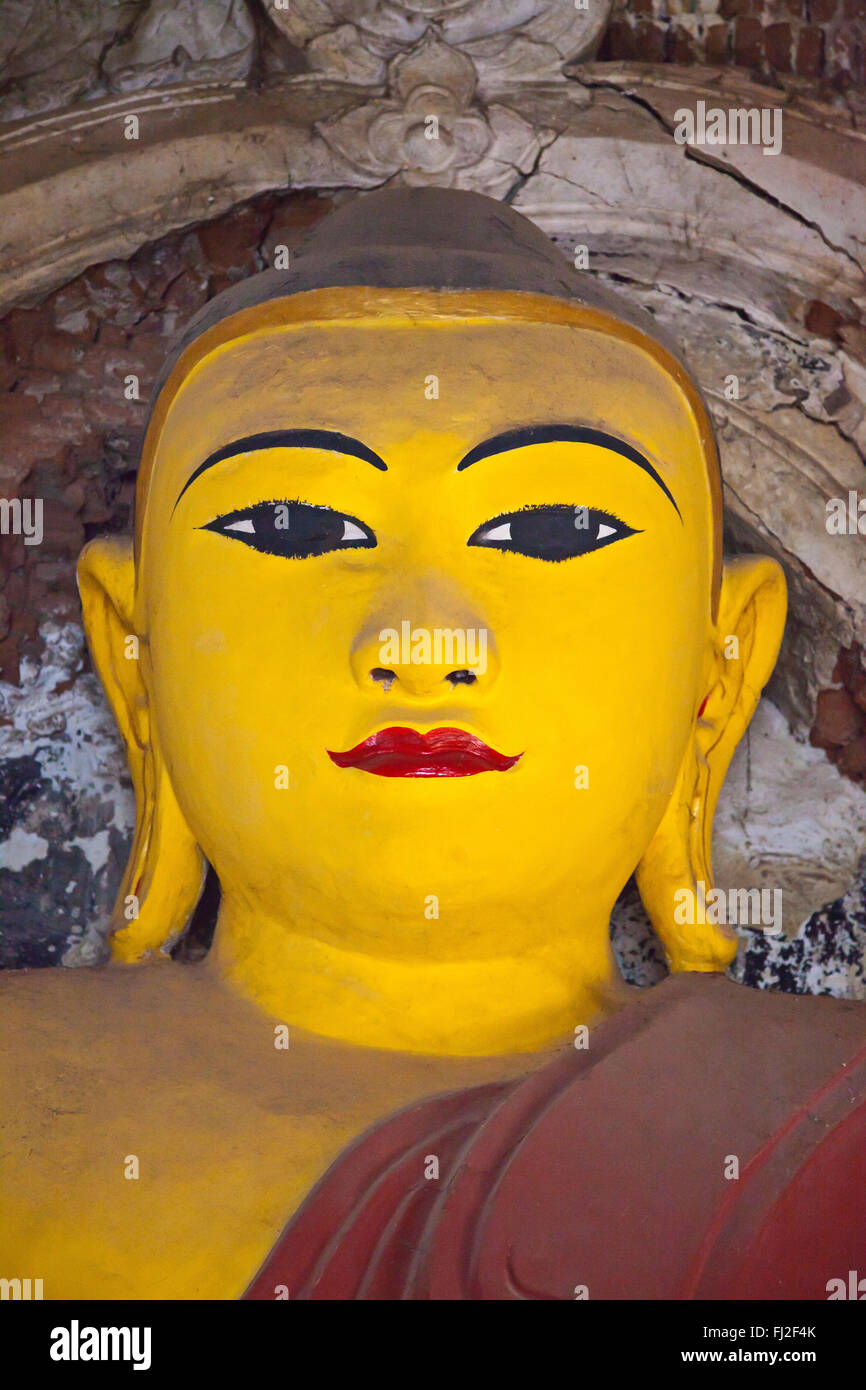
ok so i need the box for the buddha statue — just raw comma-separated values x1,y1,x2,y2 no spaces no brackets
2,189,865,1301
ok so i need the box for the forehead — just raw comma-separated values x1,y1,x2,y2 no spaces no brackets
145,314,708,513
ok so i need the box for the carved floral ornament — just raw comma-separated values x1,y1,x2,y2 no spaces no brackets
268,0,613,86
317,34,554,193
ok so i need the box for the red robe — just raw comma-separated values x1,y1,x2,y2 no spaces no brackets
245,974,866,1300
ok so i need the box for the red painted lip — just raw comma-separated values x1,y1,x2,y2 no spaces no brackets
327,726,522,777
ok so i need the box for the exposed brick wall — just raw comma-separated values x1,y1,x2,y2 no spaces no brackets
0,191,332,690
812,644,866,783
602,0,866,88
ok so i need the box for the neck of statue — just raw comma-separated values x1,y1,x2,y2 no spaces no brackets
207,894,629,1056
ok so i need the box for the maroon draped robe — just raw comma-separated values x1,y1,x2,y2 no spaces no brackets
245,974,866,1300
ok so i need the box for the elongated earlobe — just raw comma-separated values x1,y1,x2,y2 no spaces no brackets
637,556,788,972
108,720,206,962
77,537,205,961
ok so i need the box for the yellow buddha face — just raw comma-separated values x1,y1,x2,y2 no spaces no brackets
78,284,786,1050
133,290,720,965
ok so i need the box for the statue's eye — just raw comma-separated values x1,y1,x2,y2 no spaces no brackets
468,506,639,562
202,501,376,558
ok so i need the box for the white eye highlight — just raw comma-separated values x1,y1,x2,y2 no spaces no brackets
596,523,616,539
341,519,368,541
226,518,255,533
481,521,512,541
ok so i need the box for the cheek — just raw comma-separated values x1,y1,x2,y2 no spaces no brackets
150,541,350,692
497,568,706,797
145,560,357,842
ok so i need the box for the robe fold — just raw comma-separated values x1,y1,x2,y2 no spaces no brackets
245,973,866,1300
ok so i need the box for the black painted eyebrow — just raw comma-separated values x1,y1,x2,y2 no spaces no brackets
174,429,387,510
456,425,681,521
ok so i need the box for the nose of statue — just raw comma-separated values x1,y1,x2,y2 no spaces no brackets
350,578,498,699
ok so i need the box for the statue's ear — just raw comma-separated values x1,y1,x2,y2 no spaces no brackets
77,537,205,962
636,556,787,972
